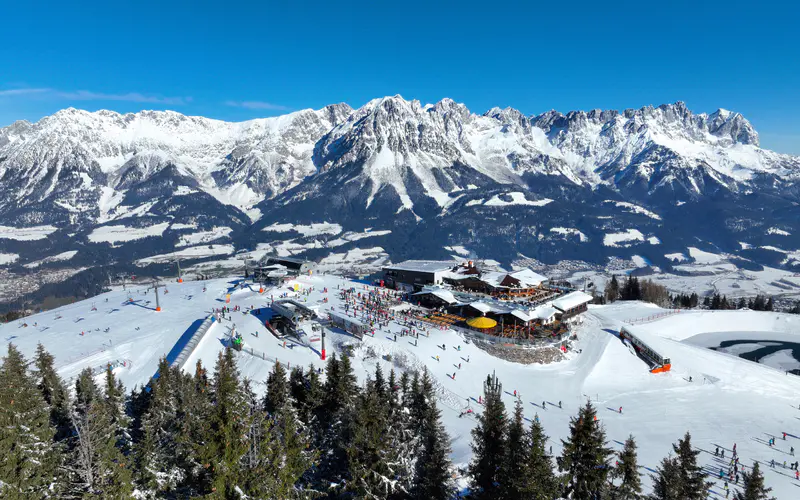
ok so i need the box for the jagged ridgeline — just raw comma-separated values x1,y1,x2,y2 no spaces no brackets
1,97,799,276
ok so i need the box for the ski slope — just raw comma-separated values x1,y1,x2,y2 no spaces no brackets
3,275,800,497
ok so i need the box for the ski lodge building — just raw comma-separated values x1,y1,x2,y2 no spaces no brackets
382,260,457,291
255,257,315,282
450,268,549,298
550,291,593,319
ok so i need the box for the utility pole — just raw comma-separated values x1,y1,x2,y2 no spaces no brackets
175,258,183,283
148,279,167,312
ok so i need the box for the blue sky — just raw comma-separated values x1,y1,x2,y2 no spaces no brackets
2,0,798,154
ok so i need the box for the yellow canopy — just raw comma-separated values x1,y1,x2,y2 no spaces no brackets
467,316,497,329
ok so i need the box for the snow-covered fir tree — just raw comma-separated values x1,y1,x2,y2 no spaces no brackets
672,432,711,499
559,400,614,499
735,461,775,500
0,344,59,499
611,435,642,499
649,455,682,500
468,373,507,500
524,413,558,499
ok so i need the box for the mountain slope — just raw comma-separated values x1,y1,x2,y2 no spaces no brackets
1,97,799,291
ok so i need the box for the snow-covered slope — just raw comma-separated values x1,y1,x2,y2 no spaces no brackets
5,275,800,498
532,102,800,198
0,104,351,224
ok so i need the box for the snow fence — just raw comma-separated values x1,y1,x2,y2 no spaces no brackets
170,314,217,369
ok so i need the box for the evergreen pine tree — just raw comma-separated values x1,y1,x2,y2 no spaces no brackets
672,432,710,500
240,378,314,499
315,354,358,488
289,366,307,412
612,435,642,499
387,368,416,498
412,374,453,500
605,275,620,303
373,363,387,406
75,366,99,413
498,398,528,499
649,455,681,500
559,400,614,499
347,376,395,499
523,414,557,499
299,364,322,428
734,461,774,500
468,373,506,500
0,344,59,499
132,359,175,491
200,347,251,497
65,366,132,498
33,343,71,441
264,360,289,414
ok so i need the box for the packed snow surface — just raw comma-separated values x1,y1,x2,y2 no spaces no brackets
483,192,553,207
0,252,19,265
4,277,800,498
605,201,662,220
603,229,645,247
0,225,57,241
88,222,171,243
444,245,471,256
23,250,78,268
688,247,724,264
136,244,236,265
550,227,588,242
263,222,343,237
176,227,233,247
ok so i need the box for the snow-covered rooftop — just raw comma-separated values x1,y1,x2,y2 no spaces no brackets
413,286,458,305
532,305,559,320
466,301,494,314
384,260,456,273
551,290,593,311
507,268,548,288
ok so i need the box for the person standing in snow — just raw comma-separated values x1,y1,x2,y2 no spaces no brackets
619,406,623,414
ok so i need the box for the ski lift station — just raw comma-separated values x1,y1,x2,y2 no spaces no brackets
619,326,672,373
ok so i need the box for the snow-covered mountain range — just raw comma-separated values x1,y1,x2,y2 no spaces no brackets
1,96,800,297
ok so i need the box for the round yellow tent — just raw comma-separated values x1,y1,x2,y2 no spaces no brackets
467,317,498,329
